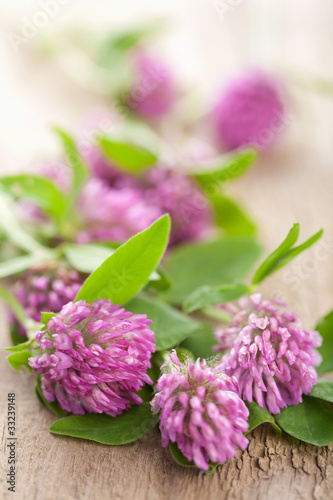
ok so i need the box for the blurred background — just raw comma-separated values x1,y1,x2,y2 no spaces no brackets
1,0,333,169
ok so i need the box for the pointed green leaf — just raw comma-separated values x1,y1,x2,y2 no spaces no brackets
0,193,46,253
183,283,250,313
126,295,201,351
53,127,88,201
50,403,158,444
0,251,56,279
7,351,32,372
41,312,56,325
268,229,323,275
0,174,65,222
252,224,300,285
5,338,33,352
160,237,261,305
9,323,25,346
310,379,333,403
246,402,281,434
317,310,333,374
252,225,323,285
63,243,115,273
193,148,256,186
75,215,171,304
210,194,256,236
98,136,157,173
276,396,333,446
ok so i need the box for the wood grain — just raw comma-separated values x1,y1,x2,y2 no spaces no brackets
1,148,333,500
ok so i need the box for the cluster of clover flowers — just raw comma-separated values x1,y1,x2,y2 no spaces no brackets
49,25,288,152
4,215,326,473
0,38,330,470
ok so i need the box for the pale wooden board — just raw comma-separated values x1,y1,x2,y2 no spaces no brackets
1,150,333,500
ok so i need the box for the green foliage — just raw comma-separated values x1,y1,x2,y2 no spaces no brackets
50,403,158,444
160,236,261,305
252,224,323,285
0,193,46,253
98,136,157,172
276,396,333,446
0,174,66,223
193,148,256,186
7,351,32,372
0,252,56,279
210,194,256,236
316,310,333,374
75,215,170,304
246,402,281,434
310,379,333,403
126,295,201,351
183,283,250,313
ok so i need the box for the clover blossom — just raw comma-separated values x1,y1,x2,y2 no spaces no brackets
75,178,162,244
151,352,249,471
29,299,155,416
213,71,285,151
128,52,176,118
10,265,83,337
215,294,322,414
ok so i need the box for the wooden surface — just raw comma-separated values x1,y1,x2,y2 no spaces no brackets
1,2,333,498
1,150,333,500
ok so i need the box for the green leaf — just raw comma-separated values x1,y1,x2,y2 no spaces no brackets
75,215,171,304
276,396,333,446
0,252,56,279
146,268,171,292
5,338,33,352
0,174,65,222
268,229,323,275
174,347,196,364
252,225,323,285
317,310,333,374
210,194,256,236
98,136,157,173
98,22,162,66
183,283,250,313
53,127,88,204
41,312,56,325
179,323,217,359
169,442,220,473
9,323,25,346
169,442,195,468
310,379,333,403
63,243,115,273
193,148,256,187
252,223,299,285
126,295,200,351
7,351,32,372
0,193,46,253
63,243,169,288
160,237,261,305
35,376,67,417
246,402,281,434
50,403,158,444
